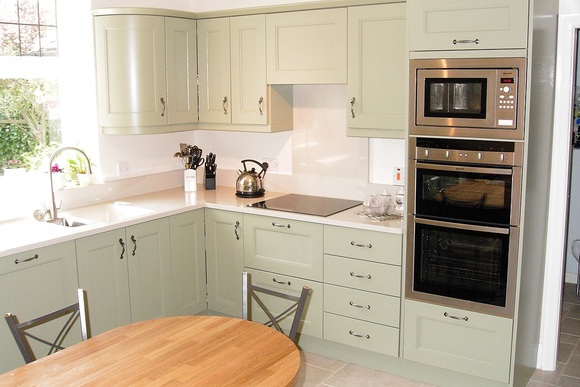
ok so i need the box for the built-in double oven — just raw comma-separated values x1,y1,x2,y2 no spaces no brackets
406,57,527,318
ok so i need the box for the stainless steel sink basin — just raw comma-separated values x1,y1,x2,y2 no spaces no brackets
47,217,92,227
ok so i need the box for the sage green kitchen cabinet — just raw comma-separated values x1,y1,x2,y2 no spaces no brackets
266,8,347,84
346,3,406,139
244,267,323,339
169,210,207,316
403,299,513,383
198,16,293,131
205,209,244,317
408,0,529,52
323,225,402,356
76,218,172,335
243,213,323,281
0,241,79,373
94,15,197,133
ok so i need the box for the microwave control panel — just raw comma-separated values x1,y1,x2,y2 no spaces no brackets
496,69,518,127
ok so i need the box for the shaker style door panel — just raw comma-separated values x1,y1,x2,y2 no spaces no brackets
94,15,167,127
347,3,406,138
165,17,198,125
198,18,231,124
266,8,347,84
170,210,207,316
408,0,529,51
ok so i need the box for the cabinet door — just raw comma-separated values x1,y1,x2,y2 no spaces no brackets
94,15,167,127
170,210,207,315
126,218,173,322
244,214,323,281
0,242,78,373
266,8,347,84
408,0,529,51
403,300,513,383
166,17,198,125
198,18,231,124
347,4,406,138
205,209,244,316
230,15,267,125
76,229,131,336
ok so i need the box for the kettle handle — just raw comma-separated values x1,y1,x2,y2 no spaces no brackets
241,159,269,178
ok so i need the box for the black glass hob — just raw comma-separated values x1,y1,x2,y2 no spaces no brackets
247,194,361,217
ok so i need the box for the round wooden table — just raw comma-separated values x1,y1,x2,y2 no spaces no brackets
0,316,301,386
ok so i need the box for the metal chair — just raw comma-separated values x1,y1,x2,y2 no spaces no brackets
242,272,310,343
4,288,91,364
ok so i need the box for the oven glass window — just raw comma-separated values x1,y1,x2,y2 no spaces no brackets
425,78,486,118
415,166,512,226
413,222,509,307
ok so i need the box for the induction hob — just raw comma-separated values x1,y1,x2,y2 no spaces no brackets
247,194,361,217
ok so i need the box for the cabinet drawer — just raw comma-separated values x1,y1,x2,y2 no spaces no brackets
324,255,400,297
244,214,323,281
324,284,399,327
245,268,323,339
324,313,399,356
403,300,513,383
324,225,401,265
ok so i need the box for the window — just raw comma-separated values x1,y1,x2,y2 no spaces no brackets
0,0,61,174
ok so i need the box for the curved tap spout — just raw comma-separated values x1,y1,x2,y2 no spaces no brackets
47,147,93,223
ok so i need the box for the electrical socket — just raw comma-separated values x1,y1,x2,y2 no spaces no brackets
264,158,279,172
117,161,129,176
393,167,404,186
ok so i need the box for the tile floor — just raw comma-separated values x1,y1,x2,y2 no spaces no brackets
296,283,580,387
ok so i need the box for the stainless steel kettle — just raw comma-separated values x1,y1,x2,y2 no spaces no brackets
235,159,269,198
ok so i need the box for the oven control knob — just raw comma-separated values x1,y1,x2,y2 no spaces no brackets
502,86,511,93
478,152,483,160
424,149,429,158
500,153,505,162
445,150,450,158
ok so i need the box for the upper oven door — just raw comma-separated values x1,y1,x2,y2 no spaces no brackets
410,161,522,227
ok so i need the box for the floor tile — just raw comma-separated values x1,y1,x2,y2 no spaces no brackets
557,374,580,387
295,363,336,387
323,363,424,387
530,362,564,385
560,333,579,345
558,342,576,363
301,351,348,373
562,354,580,378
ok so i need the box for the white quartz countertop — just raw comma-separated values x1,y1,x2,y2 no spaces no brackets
0,186,403,258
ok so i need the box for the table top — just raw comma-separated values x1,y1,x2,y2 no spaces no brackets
0,315,301,386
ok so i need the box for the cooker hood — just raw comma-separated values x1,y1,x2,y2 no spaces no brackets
248,194,361,217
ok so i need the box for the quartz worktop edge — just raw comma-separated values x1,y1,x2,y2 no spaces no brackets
0,186,402,258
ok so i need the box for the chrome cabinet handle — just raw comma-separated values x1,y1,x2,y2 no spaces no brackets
223,96,228,115
160,97,166,117
349,301,371,309
273,278,291,285
350,97,356,118
444,312,469,321
234,221,240,240
271,222,290,229
258,97,264,116
452,39,479,45
131,235,137,256
351,241,372,249
350,271,372,280
349,330,370,339
14,254,39,264
119,238,125,260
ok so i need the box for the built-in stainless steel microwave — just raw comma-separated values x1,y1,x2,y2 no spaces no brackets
410,58,526,140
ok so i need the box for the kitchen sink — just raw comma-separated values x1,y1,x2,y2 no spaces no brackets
46,217,93,227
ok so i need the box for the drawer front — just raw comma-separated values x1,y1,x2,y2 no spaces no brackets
324,254,401,296
324,312,399,356
403,300,513,383
244,214,323,281
245,268,323,339
324,225,401,265
324,284,399,327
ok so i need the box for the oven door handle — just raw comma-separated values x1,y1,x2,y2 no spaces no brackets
416,162,513,175
414,217,510,235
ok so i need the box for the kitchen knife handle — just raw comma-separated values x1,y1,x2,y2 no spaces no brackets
258,97,264,116
160,97,166,117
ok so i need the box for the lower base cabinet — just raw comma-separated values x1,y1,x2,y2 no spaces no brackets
403,299,513,383
0,241,79,373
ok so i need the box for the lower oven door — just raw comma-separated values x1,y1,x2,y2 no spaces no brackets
406,217,518,318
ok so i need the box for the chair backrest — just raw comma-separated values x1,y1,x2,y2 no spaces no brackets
4,288,91,364
242,272,310,343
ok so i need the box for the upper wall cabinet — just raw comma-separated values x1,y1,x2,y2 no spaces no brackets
266,8,347,84
94,15,198,134
198,15,293,132
408,0,529,52
346,3,406,139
